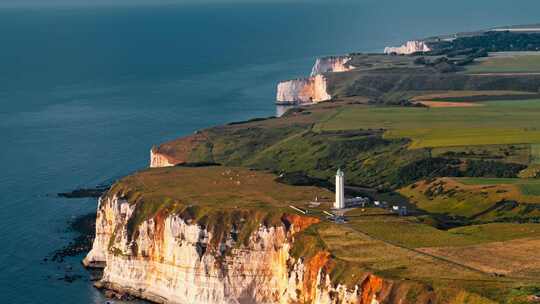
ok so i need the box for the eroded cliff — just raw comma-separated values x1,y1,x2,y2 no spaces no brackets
276,74,331,104
150,148,176,168
311,56,354,76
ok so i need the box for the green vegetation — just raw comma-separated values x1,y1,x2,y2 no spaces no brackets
449,223,540,242
289,223,327,259
315,100,540,149
467,53,540,74
433,144,531,165
314,215,539,303
532,144,540,164
156,98,540,192
345,208,540,248
428,31,540,54
400,178,540,224
457,177,540,186
457,178,540,197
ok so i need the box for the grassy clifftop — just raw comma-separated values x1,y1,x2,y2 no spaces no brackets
107,166,332,246
105,167,540,303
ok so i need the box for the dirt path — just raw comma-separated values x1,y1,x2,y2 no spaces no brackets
343,224,490,275
344,223,540,282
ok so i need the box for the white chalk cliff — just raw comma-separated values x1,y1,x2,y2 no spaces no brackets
84,194,389,304
384,40,431,55
311,56,354,76
276,74,331,104
150,148,175,168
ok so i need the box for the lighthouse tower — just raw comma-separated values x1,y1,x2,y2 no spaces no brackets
334,169,345,209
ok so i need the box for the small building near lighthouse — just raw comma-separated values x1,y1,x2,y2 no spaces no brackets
334,168,345,209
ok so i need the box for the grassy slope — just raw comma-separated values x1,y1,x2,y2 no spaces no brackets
313,209,540,303
457,177,540,198
399,178,540,222
466,53,540,74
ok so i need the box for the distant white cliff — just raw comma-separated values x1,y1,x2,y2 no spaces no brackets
311,56,354,76
276,74,331,104
150,148,175,168
384,40,431,55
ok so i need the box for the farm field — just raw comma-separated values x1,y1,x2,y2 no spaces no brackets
411,90,537,101
345,210,540,248
420,238,540,277
326,208,540,302
315,99,540,149
314,221,525,303
449,223,540,242
466,52,540,74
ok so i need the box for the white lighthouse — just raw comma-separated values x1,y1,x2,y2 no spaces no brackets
334,169,345,209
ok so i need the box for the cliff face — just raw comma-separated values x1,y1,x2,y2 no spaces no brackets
84,194,396,304
311,56,354,76
150,148,176,168
276,74,331,104
384,40,431,55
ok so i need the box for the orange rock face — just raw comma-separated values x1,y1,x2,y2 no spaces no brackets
282,214,320,233
305,251,331,301
360,275,383,304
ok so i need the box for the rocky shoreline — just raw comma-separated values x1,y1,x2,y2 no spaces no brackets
49,213,96,263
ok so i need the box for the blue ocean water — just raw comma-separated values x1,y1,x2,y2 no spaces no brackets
0,1,539,303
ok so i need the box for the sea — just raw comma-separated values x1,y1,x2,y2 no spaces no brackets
1,0,539,303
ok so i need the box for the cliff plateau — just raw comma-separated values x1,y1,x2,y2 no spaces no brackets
84,167,447,304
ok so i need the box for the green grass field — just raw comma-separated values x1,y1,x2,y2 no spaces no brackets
466,53,540,74
315,99,540,149
345,208,540,248
448,223,540,243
